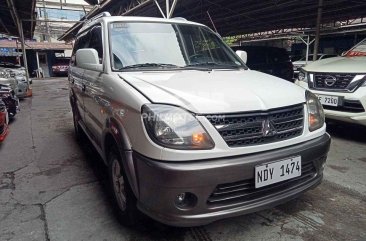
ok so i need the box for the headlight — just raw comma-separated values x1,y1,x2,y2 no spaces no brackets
142,104,214,150
361,76,366,87
298,69,308,82
306,91,325,132
0,71,8,78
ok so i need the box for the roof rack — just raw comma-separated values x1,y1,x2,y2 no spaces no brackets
84,12,111,25
172,17,187,21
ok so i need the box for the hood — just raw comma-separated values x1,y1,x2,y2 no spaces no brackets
53,63,69,67
119,70,305,114
303,56,366,73
293,60,311,66
0,78,15,85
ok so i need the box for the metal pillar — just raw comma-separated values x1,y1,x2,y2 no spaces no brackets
298,35,315,64
19,21,30,83
313,0,323,61
36,52,40,73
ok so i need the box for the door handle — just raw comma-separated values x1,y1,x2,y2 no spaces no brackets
82,84,86,92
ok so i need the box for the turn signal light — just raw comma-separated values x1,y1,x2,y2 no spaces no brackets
192,133,205,145
309,114,318,126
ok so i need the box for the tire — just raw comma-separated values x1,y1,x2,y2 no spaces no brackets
108,146,139,226
72,106,84,142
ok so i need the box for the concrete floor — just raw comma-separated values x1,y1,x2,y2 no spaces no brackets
0,78,365,241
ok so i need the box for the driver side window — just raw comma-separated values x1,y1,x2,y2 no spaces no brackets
88,25,104,64
179,26,232,64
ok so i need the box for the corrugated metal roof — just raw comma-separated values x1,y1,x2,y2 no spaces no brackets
0,0,36,38
59,0,366,41
0,40,73,50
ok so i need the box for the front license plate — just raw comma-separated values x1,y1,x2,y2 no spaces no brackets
317,94,339,106
255,156,301,188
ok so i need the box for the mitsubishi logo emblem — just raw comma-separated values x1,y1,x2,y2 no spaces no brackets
324,75,337,87
262,119,277,137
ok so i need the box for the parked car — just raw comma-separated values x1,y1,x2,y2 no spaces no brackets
52,57,70,77
69,14,330,227
293,54,338,77
0,62,29,98
295,38,366,126
0,69,18,93
231,46,294,81
0,99,9,142
0,84,19,118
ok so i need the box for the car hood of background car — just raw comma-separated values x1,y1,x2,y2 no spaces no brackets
0,78,16,86
303,56,366,73
293,60,311,66
119,70,305,114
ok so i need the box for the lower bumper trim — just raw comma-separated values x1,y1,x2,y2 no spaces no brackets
133,134,330,227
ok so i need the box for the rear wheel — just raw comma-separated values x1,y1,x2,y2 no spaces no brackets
71,105,84,142
108,146,138,226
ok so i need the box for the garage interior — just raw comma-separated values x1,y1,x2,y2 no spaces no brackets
0,0,365,240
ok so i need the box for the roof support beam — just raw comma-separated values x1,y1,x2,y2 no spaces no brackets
0,19,11,35
168,0,178,18
154,0,166,18
166,0,169,18
298,35,315,64
5,0,20,33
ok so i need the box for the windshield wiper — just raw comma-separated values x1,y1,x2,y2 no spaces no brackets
119,63,180,70
186,62,241,69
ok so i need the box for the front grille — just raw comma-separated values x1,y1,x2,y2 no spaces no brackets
206,104,304,147
313,73,356,91
323,99,365,113
207,160,320,206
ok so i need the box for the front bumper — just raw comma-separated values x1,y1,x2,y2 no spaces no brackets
0,124,9,142
133,134,331,227
16,82,28,98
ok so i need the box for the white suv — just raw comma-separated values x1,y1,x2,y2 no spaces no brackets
296,39,366,126
69,13,330,227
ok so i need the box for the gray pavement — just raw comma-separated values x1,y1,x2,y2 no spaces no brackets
0,78,365,241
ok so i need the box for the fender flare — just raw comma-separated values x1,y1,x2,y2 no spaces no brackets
102,117,139,198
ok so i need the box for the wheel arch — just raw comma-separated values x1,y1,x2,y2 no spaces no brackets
103,117,139,198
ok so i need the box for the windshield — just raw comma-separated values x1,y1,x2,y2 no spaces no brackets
109,22,246,70
346,39,366,57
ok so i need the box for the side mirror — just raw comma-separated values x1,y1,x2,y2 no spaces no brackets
236,50,247,64
76,49,103,72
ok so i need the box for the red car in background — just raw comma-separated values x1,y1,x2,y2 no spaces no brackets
0,99,9,142
52,57,70,77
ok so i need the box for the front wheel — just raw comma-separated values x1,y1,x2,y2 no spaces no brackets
108,146,139,226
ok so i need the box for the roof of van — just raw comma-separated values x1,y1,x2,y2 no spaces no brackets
78,16,205,35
